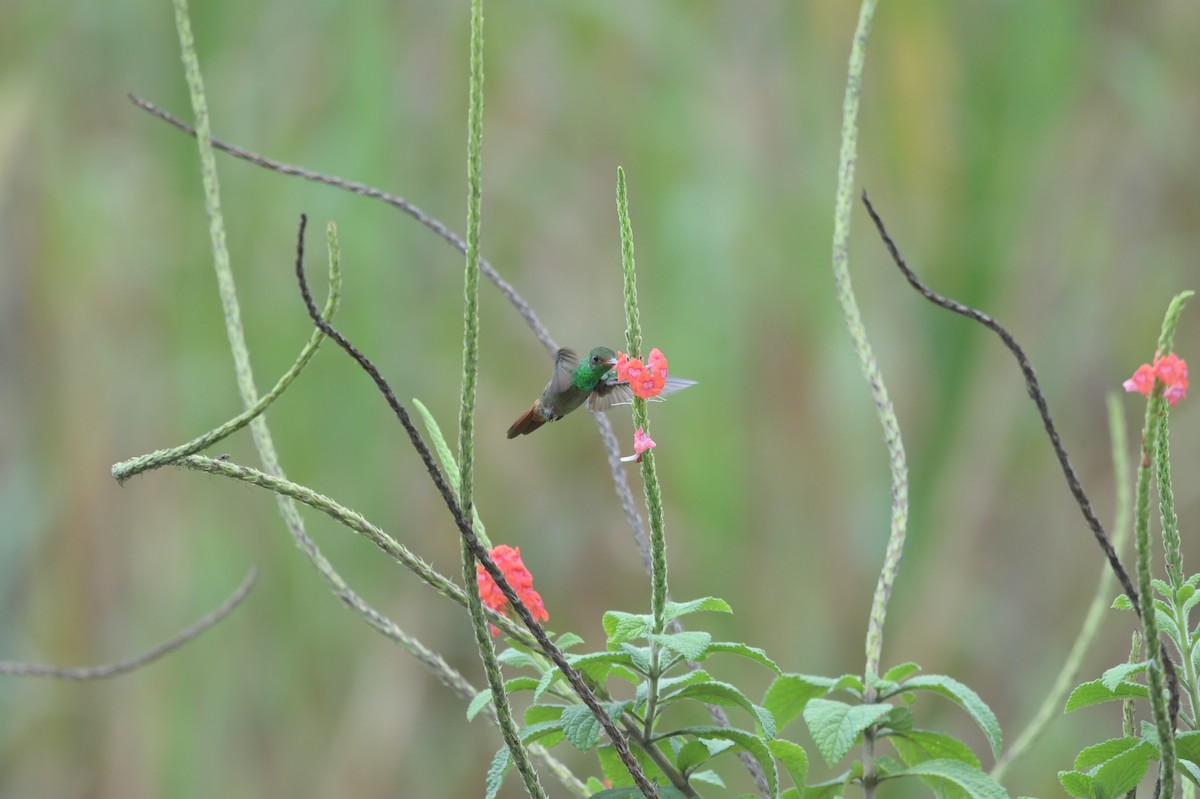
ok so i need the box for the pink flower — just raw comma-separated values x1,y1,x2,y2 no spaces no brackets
620,427,657,463
616,348,669,399
1124,353,1188,405
476,545,549,636
1123,364,1156,397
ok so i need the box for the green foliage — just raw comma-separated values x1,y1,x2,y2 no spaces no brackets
881,760,1008,799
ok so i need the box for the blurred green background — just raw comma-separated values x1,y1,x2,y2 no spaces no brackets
2,1,1198,797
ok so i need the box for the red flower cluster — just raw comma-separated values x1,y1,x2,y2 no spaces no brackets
616,348,668,399
476,545,549,636
1124,352,1189,406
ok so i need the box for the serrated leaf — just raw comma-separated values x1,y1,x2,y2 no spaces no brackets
1153,578,1172,599
485,746,511,799
1179,758,1200,787
533,669,562,702
891,729,981,769
595,743,669,788
496,648,541,671
1112,594,1134,610
666,726,778,798
467,688,493,721
561,704,604,751
765,674,836,730
646,631,712,661
881,759,1007,799
603,611,653,645
1073,737,1142,770
1065,679,1149,712
698,641,783,675
833,674,865,695
1184,586,1200,617
664,596,733,622
1091,740,1152,797
803,772,854,799
661,679,773,737
690,769,725,787
1058,770,1092,799
1177,583,1196,605
769,738,809,790
1100,661,1149,692
881,706,913,733
570,650,643,685
675,739,712,774
902,675,1002,757
620,644,653,674
556,632,585,650
519,719,566,747
1155,600,1182,643
883,662,922,682
803,698,893,766
1176,730,1200,767
525,704,565,725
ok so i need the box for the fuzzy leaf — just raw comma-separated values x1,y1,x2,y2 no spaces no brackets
891,729,981,769
485,746,511,799
467,688,494,721
803,698,893,766
662,680,774,737
496,648,541,671
697,641,782,674
764,674,836,730
603,611,653,646
883,662,922,683
1112,594,1134,610
902,675,1002,757
881,759,1007,799
1073,737,1142,770
769,738,809,790
646,631,712,661
596,743,669,788
667,726,778,798
533,669,562,702
561,704,604,751
675,739,712,774
1058,770,1092,799
690,769,725,787
1100,661,1149,692
664,596,733,622
1176,730,1200,768
1065,679,1149,712
1090,740,1153,797
524,704,564,725
556,632,585,650
620,644,653,674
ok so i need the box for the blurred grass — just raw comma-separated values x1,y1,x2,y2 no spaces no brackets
1,1,1199,797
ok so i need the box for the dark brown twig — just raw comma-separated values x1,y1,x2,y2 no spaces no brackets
127,94,558,355
0,568,257,679
861,191,1182,736
860,191,1140,611
291,216,664,799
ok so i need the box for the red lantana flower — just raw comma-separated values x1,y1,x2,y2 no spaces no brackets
616,347,668,399
476,545,549,636
1124,352,1189,406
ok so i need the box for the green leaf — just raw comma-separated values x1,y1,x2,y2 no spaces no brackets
883,662,922,682
833,674,866,696
585,776,606,794
556,632,585,650
1177,583,1196,606
1100,661,1149,692
1153,578,1173,599
603,611,653,646
1176,730,1200,768
690,769,725,787
496,648,541,671
803,772,854,799
1090,740,1153,797
667,726,778,798
1112,594,1134,610
890,729,981,769
519,719,566,747
661,679,775,738
764,674,836,730
675,739,712,774
1182,585,1200,617
881,759,1007,799
596,743,669,788
803,698,893,766
1179,759,1200,787
1065,679,1149,712
569,650,644,684
525,704,565,725
881,706,913,733
769,738,809,790
561,704,604,751
485,746,511,799
901,675,1002,757
646,631,712,661
620,644,653,674
663,596,733,622
1073,736,1142,770
1155,599,1182,643
699,641,783,675
1058,770,1092,799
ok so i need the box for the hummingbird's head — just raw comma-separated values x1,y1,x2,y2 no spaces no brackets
578,346,618,383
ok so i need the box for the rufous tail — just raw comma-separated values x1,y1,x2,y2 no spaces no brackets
506,404,547,438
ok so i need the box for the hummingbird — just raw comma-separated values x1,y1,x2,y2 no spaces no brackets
507,346,695,438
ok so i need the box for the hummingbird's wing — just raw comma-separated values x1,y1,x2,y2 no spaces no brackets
549,348,579,395
587,376,698,412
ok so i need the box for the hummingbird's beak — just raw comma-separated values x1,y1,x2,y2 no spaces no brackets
605,357,618,366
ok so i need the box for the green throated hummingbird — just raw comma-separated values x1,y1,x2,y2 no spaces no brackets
507,346,695,438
